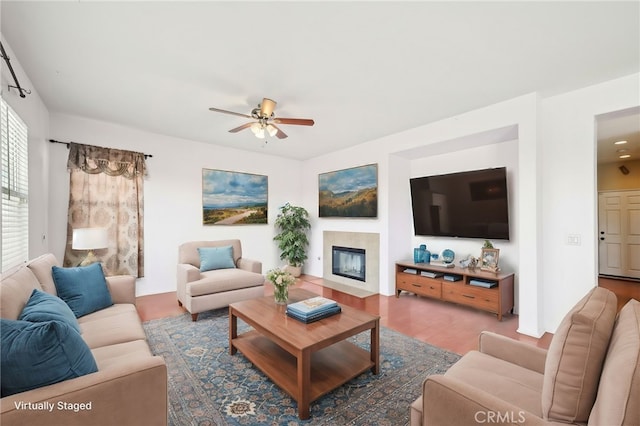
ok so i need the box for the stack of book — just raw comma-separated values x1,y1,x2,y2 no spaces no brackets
443,274,462,282
430,261,455,268
469,279,497,288
286,296,342,323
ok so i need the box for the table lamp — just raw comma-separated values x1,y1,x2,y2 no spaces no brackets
72,227,108,266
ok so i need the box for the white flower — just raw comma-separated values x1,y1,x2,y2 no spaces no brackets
267,267,295,288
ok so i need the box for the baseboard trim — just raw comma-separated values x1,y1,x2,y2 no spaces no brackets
599,274,640,283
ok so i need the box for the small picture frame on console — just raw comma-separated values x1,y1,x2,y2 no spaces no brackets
480,248,500,272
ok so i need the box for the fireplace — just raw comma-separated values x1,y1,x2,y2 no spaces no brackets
332,246,366,282
323,231,379,294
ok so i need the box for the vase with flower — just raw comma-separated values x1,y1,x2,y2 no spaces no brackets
266,267,296,304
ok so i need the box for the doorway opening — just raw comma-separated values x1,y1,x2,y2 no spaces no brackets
595,106,640,282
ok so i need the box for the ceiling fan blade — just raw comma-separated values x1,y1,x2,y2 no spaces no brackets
228,122,253,133
260,98,276,117
273,118,315,126
270,124,288,139
209,107,252,119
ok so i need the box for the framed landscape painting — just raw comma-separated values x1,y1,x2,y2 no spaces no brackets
319,163,377,218
202,169,268,225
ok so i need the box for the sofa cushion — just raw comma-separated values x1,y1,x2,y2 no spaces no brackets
445,350,544,417
91,339,153,371
78,304,148,349
18,289,81,334
198,245,235,271
26,253,60,295
187,268,265,297
541,287,617,423
0,265,42,320
52,263,113,318
0,318,98,397
589,298,640,426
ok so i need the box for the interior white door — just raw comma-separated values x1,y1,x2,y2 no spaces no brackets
598,190,640,279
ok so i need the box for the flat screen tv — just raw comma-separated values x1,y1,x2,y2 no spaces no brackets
410,167,510,240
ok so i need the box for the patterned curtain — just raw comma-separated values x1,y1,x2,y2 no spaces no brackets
63,143,146,277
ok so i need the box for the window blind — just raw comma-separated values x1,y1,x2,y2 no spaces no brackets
1,97,29,272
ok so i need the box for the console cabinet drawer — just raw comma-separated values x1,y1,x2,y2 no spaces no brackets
413,276,442,298
442,283,499,312
396,274,441,298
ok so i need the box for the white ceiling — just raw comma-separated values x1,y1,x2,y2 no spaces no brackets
597,106,640,165
1,1,639,161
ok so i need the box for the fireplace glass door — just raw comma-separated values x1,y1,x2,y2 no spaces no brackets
332,246,366,282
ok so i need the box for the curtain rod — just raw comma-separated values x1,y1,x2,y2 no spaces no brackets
48,139,153,159
0,41,31,98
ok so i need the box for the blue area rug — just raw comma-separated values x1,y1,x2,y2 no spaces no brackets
143,308,460,426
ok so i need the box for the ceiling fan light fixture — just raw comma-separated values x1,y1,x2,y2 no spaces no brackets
250,122,265,138
266,124,278,137
209,97,312,141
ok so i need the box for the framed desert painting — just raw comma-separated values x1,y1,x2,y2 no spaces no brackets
318,163,377,218
202,169,268,225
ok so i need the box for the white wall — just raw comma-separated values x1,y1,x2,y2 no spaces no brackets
302,75,640,336
48,113,303,296
5,35,638,335
539,73,640,332
598,159,640,191
301,146,392,288
302,94,542,334
0,38,51,263
408,139,519,283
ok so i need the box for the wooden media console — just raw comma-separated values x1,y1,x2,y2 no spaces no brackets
395,261,514,321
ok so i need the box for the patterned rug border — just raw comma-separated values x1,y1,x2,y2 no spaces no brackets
143,309,460,426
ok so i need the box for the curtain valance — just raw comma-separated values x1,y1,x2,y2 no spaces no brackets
67,142,146,179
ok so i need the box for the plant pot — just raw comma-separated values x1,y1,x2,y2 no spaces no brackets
284,265,302,278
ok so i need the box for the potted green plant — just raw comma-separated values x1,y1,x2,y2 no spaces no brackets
273,202,311,277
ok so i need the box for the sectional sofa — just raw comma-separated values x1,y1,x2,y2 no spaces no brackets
0,254,167,426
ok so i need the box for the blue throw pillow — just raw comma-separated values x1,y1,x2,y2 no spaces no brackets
198,246,236,272
51,263,113,318
19,289,81,334
0,319,98,397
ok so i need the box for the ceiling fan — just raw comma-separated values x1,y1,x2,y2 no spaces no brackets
208,98,314,139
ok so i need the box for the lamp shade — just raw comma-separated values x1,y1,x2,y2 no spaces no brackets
72,228,108,250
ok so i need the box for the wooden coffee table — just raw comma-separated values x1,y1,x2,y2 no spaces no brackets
229,288,380,419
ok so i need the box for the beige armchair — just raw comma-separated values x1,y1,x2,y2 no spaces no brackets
411,287,640,426
176,239,264,321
